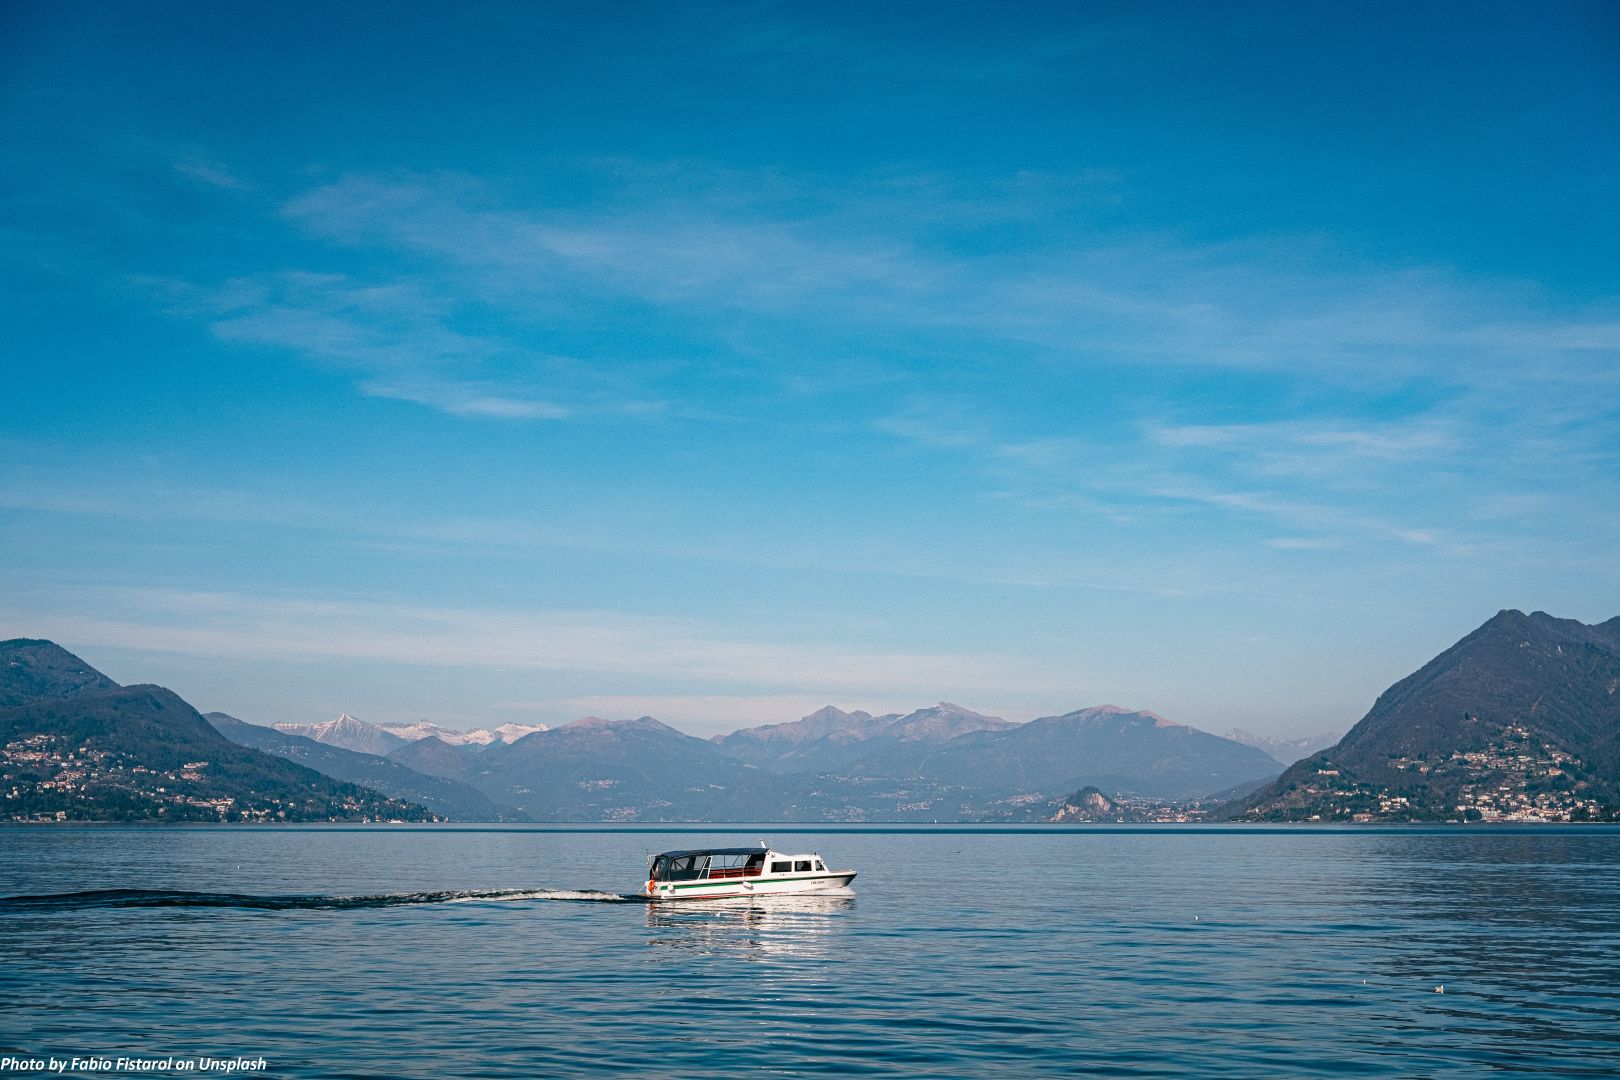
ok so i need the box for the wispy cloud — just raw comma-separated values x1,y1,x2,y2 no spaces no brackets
122,158,1616,449
172,156,248,191
359,377,568,420
280,172,946,316
132,160,1619,567
271,168,1620,402
871,397,994,450
1264,537,1345,551
1145,417,1464,484
2,586,1068,701
0,447,1223,603
153,270,596,423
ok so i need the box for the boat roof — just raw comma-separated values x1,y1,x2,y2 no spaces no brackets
654,846,769,859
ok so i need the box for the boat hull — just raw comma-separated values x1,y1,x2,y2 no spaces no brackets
647,871,855,901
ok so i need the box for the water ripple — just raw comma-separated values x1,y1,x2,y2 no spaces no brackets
4,826,1620,1077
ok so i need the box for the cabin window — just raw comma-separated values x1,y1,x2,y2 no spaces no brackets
744,853,764,876
795,860,811,872
815,860,825,871
771,861,792,873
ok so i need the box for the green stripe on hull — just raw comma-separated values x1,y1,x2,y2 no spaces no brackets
663,873,853,892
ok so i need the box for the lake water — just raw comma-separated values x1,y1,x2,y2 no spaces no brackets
3,824,1619,1077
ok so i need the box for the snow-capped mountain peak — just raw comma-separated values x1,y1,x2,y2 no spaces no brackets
272,713,405,756
376,720,549,746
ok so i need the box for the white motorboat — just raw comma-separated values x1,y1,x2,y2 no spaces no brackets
643,842,856,900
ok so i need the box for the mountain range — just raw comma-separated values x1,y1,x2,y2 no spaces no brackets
0,640,1297,822
269,714,549,754
0,640,435,822
207,713,526,821
452,715,774,820
1234,610,1620,821
378,720,549,746
849,705,1285,800
272,713,407,756
710,702,1017,773
352,701,1283,820
13,608,1607,824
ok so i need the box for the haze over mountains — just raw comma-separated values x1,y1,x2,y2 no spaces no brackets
1236,611,1620,821
0,638,1290,820
7,608,1615,823
1223,728,1343,766
218,699,1284,820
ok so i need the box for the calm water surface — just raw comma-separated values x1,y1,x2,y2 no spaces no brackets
3,824,1618,1077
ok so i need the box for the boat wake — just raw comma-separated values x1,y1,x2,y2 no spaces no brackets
0,887,641,912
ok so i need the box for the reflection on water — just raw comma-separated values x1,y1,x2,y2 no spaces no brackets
6,826,1620,1078
644,891,855,960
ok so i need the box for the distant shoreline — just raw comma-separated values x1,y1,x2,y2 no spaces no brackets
6,820,1620,834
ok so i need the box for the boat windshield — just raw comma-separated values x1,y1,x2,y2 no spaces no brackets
652,854,707,882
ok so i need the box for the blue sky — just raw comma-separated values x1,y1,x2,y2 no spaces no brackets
3,1,1617,738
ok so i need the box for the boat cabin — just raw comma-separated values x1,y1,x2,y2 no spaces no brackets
648,846,829,884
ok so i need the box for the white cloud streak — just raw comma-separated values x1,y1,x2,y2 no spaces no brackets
358,377,568,419
127,160,1620,572
3,586,1068,700
261,168,1620,414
